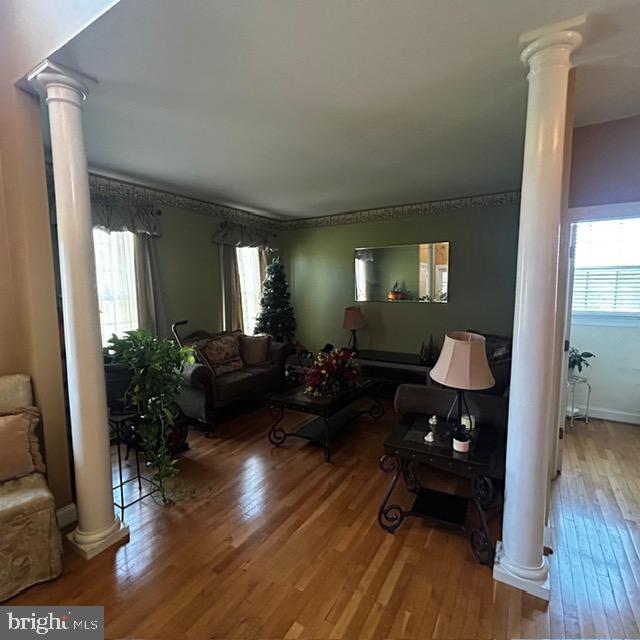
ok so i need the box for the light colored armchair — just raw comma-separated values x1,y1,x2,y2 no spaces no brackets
0,374,62,602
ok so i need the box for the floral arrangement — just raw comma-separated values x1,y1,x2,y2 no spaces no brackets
304,348,360,397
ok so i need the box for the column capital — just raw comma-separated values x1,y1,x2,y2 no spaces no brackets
27,59,92,107
520,30,583,70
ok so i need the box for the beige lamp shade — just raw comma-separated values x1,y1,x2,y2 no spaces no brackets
343,306,365,330
429,331,495,391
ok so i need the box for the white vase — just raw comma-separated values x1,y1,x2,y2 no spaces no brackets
453,436,470,453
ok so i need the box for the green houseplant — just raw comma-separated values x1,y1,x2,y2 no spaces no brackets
568,347,595,374
106,329,194,503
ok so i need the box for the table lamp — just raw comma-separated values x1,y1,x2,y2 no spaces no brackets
429,331,495,432
343,306,365,354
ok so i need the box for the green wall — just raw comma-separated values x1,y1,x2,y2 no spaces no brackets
372,245,419,300
154,206,223,336
280,204,519,353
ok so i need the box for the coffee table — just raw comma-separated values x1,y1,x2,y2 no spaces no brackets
267,379,383,462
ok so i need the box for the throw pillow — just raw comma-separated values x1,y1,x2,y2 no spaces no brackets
0,408,45,483
182,332,216,367
200,334,243,376
186,338,214,367
238,334,272,366
0,374,33,410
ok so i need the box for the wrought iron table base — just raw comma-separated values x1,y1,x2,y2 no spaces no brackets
377,455,497,565
268,396,384,462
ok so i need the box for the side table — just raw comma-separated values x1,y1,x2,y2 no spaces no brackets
378,418,504,565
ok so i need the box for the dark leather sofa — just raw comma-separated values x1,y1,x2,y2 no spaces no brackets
179,336,289,435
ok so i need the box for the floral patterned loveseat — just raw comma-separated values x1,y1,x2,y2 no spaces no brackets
0,374,62,602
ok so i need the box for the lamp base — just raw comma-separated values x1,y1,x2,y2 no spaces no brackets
445,389,473,435
347,329,359,355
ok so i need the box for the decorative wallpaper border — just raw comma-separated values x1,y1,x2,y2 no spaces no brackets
46,163,277,232
86,173,278,232
281,191,521,229
47,164,520,231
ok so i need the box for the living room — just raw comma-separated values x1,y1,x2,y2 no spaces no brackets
2,2,640,639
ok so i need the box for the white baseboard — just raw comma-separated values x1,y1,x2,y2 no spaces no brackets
571,404,640,425
56,503,78,529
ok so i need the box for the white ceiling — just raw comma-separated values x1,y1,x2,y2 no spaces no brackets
46,0,640,219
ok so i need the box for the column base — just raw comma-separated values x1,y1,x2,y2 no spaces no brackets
492,541,550,601
66,518,130,560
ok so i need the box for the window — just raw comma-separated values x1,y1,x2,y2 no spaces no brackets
355,257,368,301
93,228,138,345
236,247,262,335
572,218,640,317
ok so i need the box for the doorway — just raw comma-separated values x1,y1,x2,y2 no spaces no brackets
565,210,640,428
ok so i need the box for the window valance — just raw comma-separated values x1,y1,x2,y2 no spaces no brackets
212,221,277,249
91,194,161,236
49,190,161,236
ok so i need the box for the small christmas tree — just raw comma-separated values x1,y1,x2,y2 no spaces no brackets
255,256,297,341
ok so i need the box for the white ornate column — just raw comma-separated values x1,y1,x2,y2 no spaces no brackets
493,28,582,599
28,60,129,558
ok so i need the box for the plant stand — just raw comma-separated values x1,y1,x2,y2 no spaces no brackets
567,374,591,427
109,413,158,522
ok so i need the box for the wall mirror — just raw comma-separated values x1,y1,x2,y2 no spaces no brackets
354,242,449,303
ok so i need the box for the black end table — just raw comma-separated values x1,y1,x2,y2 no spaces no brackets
267,379,383,462
378,417,505,565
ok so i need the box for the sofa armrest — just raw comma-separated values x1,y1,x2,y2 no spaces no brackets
270,341,290,372
394,384,456,416
182,363,215,391
179,363,216,426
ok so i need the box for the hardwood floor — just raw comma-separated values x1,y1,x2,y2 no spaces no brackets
9,406,640,639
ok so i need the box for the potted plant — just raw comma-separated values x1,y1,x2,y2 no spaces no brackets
568,347,595,374
105,329,194,503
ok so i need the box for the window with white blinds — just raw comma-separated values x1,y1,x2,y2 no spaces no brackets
572,218,640,317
